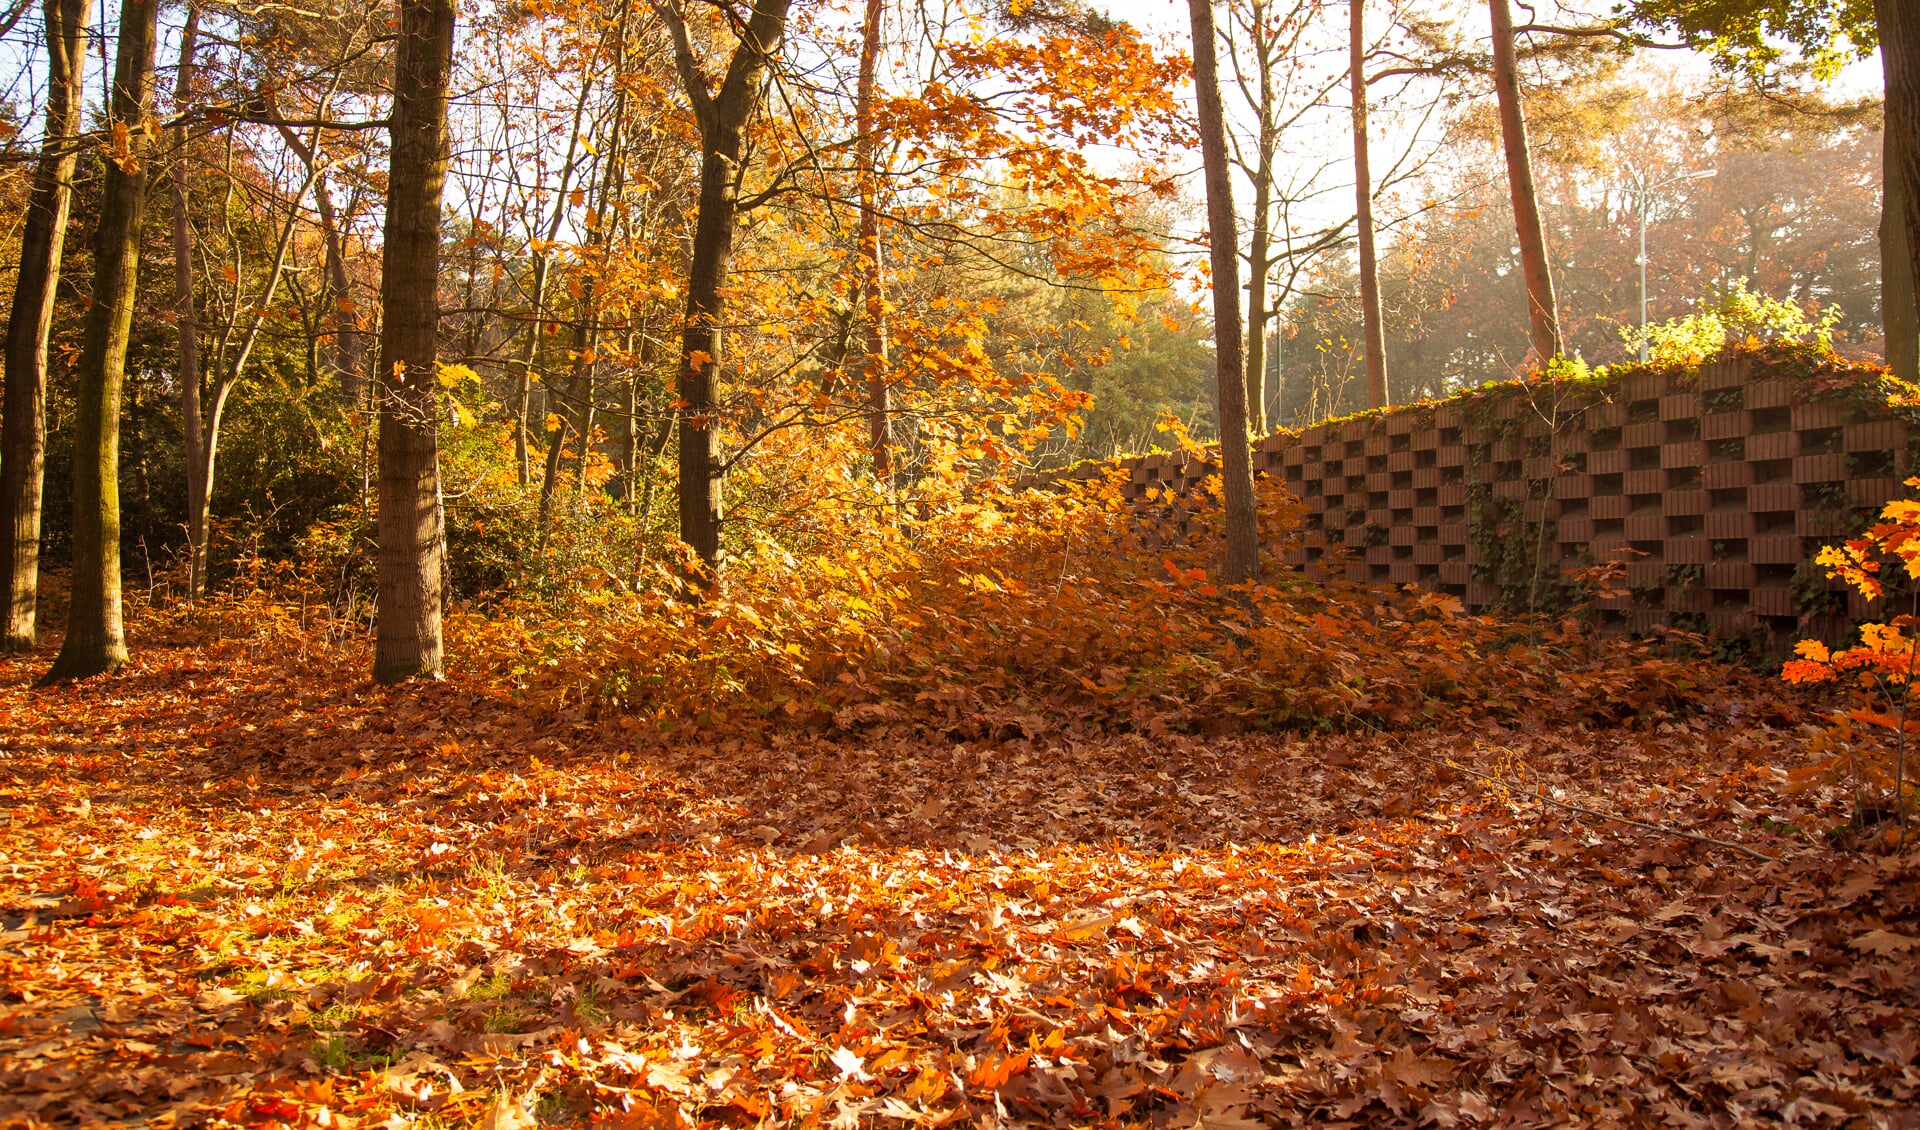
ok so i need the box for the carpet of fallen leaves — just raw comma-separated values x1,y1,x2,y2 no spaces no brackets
4,622,1920,1130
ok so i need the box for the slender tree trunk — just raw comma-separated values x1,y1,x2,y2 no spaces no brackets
42,0,160,682
1886,130,1917,380
660,0,795,580
373,0,455,684
1488,0,1560,363
1351,0,1388,408
1883,0,1920,376
855,0,890,476
316,175,364,402
1187,0,1260,585
171,4,204,597
1243,4,1276,435
0,0,90,650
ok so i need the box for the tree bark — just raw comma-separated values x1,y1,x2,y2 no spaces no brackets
373,0,455,684
171,4,204,597
1882,0,1920,378
1242,0,1277,435
316,175,365,404
1886,128,1917,380
1488,0,1560,364
1351,0,1388,408
1187,0,1261,585
42,0,160,682
658,0,795,581
0,0,90,650
856,0,891,477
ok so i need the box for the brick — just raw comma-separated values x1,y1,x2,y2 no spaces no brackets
1389,525,1418,546
1798,511,1855,537
1750,586,1795,617
1366,471,1393,491
1521,416,1554,439
1493,396,1524,420
1665,489,1711,516
1746,431,1797,460
1559,516,1595,542
1661,441,1706,469
1363,434,1390,456
1846,478,1903,508
1749,482,1798,512
1705,511,1756,539
1623,422,1664,449
1387,450,1416,472
1659,393,1700,420
1745,379,1793,409
1749,534,1803,564
1439,522,1469,544
1435,444,1467,466
1433,404,1463,428
1365,544,1393,564
1554,430,1592,454
1410,430,1440,450
1345,562,1372,584
1437,484,1467,506
1388,562,1422,584
1388,489,1417,509
1411,467,1442,490
1627,608,1669,633
1791,401,1849,430
1491,437,1524,460
1625,515,1666,540
1622,372,1666,400
1592,533,1631,558
1591,495,1632,519
1523,456,1557,480
1701,411,1749,441
1524,499,1553,522
1588,449,1630,475
1706,562,1757,589
1587,402,1628,428
1844,420,1905,451
1667,587,1712,613
1439,560,1469,585
1793,454,1847,483
1367,509,1392,527
1412,543,1445,564
1553,476,1595,500
1699,358,1746,389
1466,581,1503,606
1387,411,1420,435
1412,505,1442,525
1670,535,1716,566
1493,480,1529,501
1626,561,1667,587
1706,609,1757,635
1624,469,1666,495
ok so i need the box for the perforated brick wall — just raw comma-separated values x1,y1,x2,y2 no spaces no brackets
1081,355,1913,646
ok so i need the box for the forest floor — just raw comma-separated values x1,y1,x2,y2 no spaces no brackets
2,620,1918,1129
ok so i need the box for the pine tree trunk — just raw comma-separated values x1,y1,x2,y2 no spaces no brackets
0,0,90,650
373,0,455,684
1187,0,1261,586
1489,0,1560,363
172,5,204,597
42,0,160,682
856,0,891,477
1883,0,1920,376
1351,0,1389,408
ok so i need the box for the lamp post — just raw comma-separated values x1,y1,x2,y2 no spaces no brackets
1630,168,1716,362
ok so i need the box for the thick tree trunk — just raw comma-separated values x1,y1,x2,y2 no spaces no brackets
1886,129,1917,380
1488,0,1560,363
373,0,455,684
1883,0,1920,377
856,0,890,477
0,0,90,650
42,0,160,682
172,5,204,597
1186,0,1260,585
661,0,795,580
1351,0,1388,408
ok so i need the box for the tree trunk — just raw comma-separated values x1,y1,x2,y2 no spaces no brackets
1243,2,1277,436
42,0,159,682
1886,129,1917,380
373,0,455,684
1488,0,1560,364
1883,0,1920,377
0,0,90,650
856,0,891,477
316,175,365,404
171,4,204,597
661,0,795,580
1351,0,1388,408
1186,0,1260,585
